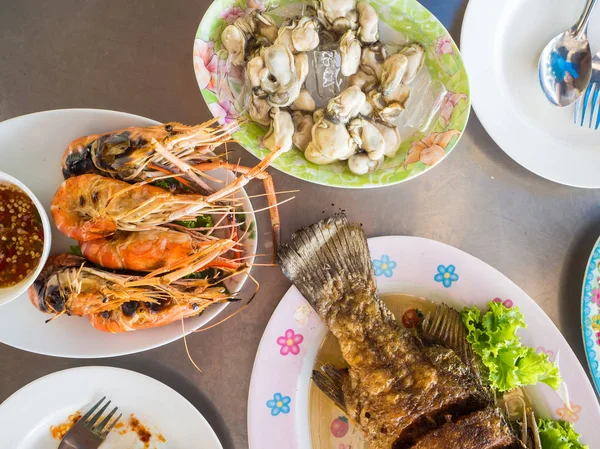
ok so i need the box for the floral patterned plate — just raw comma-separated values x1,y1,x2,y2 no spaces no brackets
581,236,600,396
194,0,470,188
248,236,599,449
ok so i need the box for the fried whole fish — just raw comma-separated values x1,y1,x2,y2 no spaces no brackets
408,407,520,449
277,215,493,448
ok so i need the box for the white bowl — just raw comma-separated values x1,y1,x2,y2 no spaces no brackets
0,171,52,306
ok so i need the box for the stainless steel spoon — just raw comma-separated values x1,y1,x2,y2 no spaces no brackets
538,0,597,107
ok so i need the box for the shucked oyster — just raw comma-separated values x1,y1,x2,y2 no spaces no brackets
340,30,362,77
292,111,314,151
399,42,425,84
305,115,357,164
221,25,246,66
357,2,379,44
347,117,385,161
263,107,294,152
360,42,387,79
326,85,366,123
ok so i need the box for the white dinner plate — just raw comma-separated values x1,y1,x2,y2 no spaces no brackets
461,0,600,188
0,366,223,449
248,236,599,449
0,109,256,357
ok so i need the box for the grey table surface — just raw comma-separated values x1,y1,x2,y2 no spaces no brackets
1,0,599,447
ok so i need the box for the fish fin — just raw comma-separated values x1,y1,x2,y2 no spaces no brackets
312,364,347,413
277,214,376,315
421,304,478,376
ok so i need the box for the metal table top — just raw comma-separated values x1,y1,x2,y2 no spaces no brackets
0,0,597,447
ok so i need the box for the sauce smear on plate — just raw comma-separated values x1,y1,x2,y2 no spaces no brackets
0,182,43,287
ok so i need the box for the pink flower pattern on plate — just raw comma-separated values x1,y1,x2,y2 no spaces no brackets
591,287,600,305
556,402,582,423
277,329,304,356
208,98,239,125
193,39,218,91
339,445,352,449
493,298,514,308
440,92,467,124
435,35,454,56
536,346,555,362
220,5,245,23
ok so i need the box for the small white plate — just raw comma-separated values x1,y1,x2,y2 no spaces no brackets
0,366,223,449
0,109,256,358
461,0,600,188
248,236,599,449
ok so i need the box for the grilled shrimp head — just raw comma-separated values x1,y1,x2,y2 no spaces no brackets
51,174,173,242
61,121,236,180
29,254,83,313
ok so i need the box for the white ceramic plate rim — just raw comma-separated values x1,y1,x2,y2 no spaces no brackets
0,171,52,306
248,236,600,449
0,109,256,358
461,0,600,189
0,366,222,449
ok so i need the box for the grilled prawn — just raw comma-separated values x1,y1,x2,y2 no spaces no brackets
80,228,243,272
29,253,242,333
60,120,288,252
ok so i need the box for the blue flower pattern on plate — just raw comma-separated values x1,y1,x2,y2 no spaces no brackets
373,255,396,277
434,264,459,288
266,393,291,416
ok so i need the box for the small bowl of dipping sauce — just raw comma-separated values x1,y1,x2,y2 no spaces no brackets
0,171,51,306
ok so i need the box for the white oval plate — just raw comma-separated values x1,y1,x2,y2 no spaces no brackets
248,236,599,448
0,366,223,449
0,109,256,357
461,0,600,188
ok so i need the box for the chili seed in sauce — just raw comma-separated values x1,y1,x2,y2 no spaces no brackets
0,183,44,288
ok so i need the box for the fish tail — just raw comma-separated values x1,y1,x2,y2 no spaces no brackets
277,214,374,316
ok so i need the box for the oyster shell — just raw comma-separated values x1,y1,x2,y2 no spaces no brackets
347,117,385,160
292,111,314,151
263,108,294,153
360,42,387,79
221,24,246,66
348,152,383,175
292,89,316,111
357,2,379,44
400,43,425,84
305,115,357,164
326,85,366,123
340,30,362,77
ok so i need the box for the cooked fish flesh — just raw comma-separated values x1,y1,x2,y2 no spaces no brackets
277,215,491,448
408,407,521,449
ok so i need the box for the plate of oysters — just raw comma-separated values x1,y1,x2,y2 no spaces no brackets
194,0,470,188
248,215,598,449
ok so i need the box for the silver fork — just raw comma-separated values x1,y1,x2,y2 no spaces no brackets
574,50,600,129
58,397,122,449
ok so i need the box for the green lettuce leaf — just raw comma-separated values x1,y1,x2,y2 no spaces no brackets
538,419,588,449
460,302,562,392
174,215,214,229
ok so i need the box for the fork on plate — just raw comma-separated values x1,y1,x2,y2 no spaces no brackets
574,50,600,129
58,397,122,449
